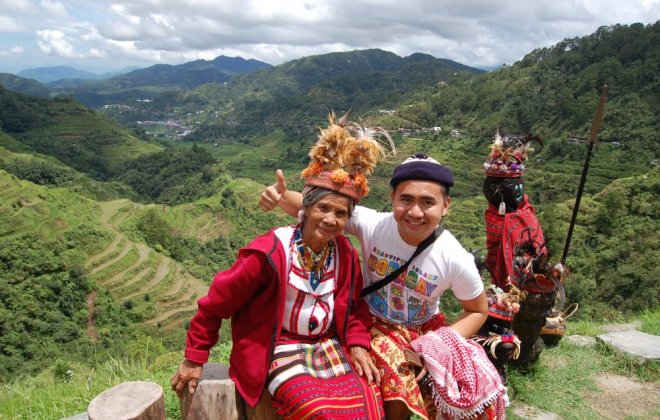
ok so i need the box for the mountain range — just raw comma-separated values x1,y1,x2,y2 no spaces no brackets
0,22,657,414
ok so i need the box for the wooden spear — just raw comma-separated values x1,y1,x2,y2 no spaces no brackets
561,85,608,264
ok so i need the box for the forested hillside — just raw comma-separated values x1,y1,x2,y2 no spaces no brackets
0,86,163,179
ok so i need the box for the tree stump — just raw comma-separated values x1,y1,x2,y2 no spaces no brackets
179,363,281,420
243,391,282,420
88,381,165,420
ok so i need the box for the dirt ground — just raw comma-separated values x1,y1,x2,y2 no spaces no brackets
587,373,660,419
512,373,660,419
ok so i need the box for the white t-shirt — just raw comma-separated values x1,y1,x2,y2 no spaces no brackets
346,206,483,325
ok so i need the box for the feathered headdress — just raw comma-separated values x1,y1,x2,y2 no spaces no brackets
302,110,395,202
484,130,543,177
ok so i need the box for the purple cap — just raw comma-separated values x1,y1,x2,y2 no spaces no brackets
390,153,454,189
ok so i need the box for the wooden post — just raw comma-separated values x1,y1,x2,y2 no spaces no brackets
180,364,243,420
179,363,282,420
88,381,165,420
243,391,282,420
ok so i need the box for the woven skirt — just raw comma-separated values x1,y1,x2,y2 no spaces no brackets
371,315,498,420
370,314,447,420
267,335,384,419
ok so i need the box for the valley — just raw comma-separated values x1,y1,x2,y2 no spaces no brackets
0,21,657,419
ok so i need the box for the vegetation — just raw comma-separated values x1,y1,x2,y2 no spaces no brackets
0,87,162,179
0,21,657,418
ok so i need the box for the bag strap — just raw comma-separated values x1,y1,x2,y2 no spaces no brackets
360,226,444,297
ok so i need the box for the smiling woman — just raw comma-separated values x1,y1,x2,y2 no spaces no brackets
171,112,394,419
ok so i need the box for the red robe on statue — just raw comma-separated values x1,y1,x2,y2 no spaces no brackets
484,195,553,293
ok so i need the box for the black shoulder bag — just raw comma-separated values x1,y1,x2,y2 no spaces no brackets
360,226,444,297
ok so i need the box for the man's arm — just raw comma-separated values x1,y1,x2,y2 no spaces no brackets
450,291,488,338
259,169,303,217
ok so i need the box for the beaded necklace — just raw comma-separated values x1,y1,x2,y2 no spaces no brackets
292,225,334,291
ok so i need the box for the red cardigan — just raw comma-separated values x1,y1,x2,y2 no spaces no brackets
184,228,372,407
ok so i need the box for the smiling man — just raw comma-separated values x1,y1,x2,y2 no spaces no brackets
261,153,489,419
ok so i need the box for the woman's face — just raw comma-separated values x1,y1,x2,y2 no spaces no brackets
302,193,351,252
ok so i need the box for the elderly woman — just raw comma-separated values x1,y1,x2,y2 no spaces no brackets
171,113,391,419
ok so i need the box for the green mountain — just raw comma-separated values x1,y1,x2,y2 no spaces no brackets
53,56,272,107
0,73,52,97
17,65,101,83
0,85,163,179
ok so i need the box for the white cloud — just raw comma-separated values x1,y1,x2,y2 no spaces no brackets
0,45,24,58
0,15,22,31
39,0,70,20
36,29,76,57
1,0,658,72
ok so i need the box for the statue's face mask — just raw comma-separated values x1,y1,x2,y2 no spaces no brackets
483,176,524,214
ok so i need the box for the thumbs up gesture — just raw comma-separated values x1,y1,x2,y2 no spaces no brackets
259,169,288,212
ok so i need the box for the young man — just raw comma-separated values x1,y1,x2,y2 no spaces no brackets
261,154,488,420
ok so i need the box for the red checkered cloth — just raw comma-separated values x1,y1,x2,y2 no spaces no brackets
410,327,508,419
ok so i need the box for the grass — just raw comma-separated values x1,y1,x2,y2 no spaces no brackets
0,336,232,420
2,312,657,419
507,309,660,419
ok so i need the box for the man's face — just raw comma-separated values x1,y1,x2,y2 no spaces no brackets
391,180,450,246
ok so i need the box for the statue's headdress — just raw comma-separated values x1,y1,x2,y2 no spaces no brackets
301,110,395,202
483,131,543,177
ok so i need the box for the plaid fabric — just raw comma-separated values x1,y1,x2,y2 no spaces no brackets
410,327,508,420
370,314,447,420
267,335,383,419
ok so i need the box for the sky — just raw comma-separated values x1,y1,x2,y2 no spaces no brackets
0,0,658,74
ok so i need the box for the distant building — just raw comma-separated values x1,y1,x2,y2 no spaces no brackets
450,129,462,138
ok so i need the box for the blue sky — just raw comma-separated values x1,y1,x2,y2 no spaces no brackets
0,0,658,74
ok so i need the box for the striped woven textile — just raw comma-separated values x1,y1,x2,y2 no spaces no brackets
370,314,447,419
267,335,383,419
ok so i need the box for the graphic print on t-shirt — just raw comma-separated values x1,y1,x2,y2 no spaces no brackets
366,246,439,323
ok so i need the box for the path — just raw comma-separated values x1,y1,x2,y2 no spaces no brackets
588,373,660,419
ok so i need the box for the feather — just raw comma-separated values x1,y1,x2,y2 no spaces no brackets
301,112,395,200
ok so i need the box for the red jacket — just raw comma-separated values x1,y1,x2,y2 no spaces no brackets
184,228,372,407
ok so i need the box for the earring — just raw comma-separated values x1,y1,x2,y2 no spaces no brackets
297,210,305,223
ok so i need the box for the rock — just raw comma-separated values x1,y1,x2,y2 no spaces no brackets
600,320,642,333
512,404,563,419
565,335,597,347
597,329,660,363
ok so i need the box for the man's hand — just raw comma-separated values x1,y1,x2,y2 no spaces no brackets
259,169,287,212
170,360,203,397
400,348,428,382
349,346,381,386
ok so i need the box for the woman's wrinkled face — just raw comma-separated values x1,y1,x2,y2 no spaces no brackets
302,194,351,252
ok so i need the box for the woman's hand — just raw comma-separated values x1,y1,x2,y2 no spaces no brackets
349,346,381,386
170,360,204,397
